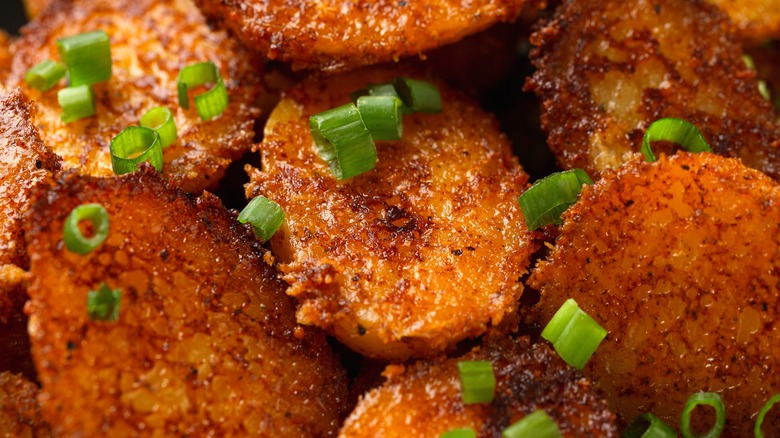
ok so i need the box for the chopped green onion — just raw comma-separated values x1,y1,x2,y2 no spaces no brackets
393,77,442,114
357,96,403,140
622,413,677,438
680,392,725,438
754,393,780,437
109,126,163,175
441,428,476,438
63,203,110,255
87,283,121,322
542,298,607,370
641,118,712,162
758,81,771,101
140,106,178,148
743,54,756,70
456,360,495,404
349,83,399,103
503,410,562,438
310,103,377,180
24,60,66,92
518,169,593,230
58,84,96,123
177,61,228,121
237,196,285,242
56,31,112,87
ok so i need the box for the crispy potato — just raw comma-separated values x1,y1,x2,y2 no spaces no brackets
193,0,528,71
525,0,780,180
24,169,348,436
529,152,780,434
0,86,59,322
0,30,11,82
7,0,264,194
0,372,51,437
706,0,780,42
246,67,538,360
340,336,617,437
22,0,52,19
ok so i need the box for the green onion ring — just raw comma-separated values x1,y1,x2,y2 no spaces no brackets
357,95,403,141
641,118,712,162
109,126,164,175
309,103,377,180
502,410,562,438
56,30,112,87
25,60,67,92
680,392,725,438
63,203,110,255
518,169,593,230
177,61,229,121
456,360,495,404
58,84,97,123
754,393,780,437
622,413,677,438
237,196,285,242
140,106,178,148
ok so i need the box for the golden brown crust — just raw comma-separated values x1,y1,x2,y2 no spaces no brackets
193,0,528,71
529,152,780,434
0,30,11,83
0,372,52,437
525,0,780,180
24,169,348,436
340,336,617,437
8,0,264,194
246,67,538,360
22,0,53,19
706,0,780,42
0,86,59,322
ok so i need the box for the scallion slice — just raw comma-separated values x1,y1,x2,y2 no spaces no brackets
63,203,110,255
641,118,712,162
502,410,562,438
680,392,725,438
56,31,112,87
349,83,399,103
622,413,676,438
441,428,476,438
518,169,593,230
393,77,443,114
140,106,177,148
109,126,163,175
238,196,285,242
58,84,96,123
310,103,377,180
758,81,771,101
87,283,121,322
542,298,607,370
177,61,228,121
754,393,780,437
357,96,403,140
742,54,756,70
25,60,66,92
456,360,495,404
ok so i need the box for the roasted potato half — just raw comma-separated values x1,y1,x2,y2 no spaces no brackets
526,0,780,180
193,0,528,71
246,67,538,360
24,170,348,436
8,0,264,194
0,86,59,322
529,152,780,434
0,372,51,437
340,336,618,437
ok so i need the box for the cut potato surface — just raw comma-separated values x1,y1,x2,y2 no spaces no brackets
526,0,780,180
193,0,528,71
25,170,348,436
246,67,538,360
529,152,780,434
8,0,264,194
340,336,617,437
0,372,51,437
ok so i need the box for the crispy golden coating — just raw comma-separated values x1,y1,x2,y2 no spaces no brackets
0,31,11,83
193,0,528,71
526,0,780,180
0,372,51,437
246,67,538,360
707,0,780,42
22,0,53,19
529,152,780,434
340,336,617,437
7,0,264,194
0,87,59,322
24,170,348,436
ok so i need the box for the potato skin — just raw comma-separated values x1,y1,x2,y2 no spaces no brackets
706,0,780,42
525,0,780,180
0,372,52,437
193,0,527,71
0,87,59,322
24,169,348,436
246,67,538,360
340,336,617,437
7,0,264,194
529,152,780,434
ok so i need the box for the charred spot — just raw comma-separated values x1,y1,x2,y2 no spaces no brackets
624,199,634,207
159,248,170,261
681,164,690,170
35,159,42,169
653,3,661,13
451,249,463,256
357,325,366,336
66,341,76,350
466,246,475,251
384,205,421,236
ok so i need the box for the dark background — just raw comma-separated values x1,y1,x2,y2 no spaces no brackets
1,0,27,35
